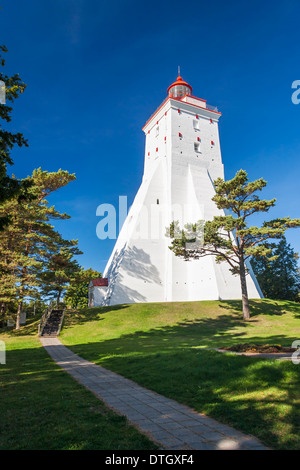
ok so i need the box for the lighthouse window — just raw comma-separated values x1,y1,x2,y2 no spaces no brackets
156,126,159,137
157,199,159,205
193,120,199,130
194,142,200,153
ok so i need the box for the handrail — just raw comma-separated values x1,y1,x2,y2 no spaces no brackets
38,306,65,337
206,103,219,112
56,309,65,336
38,307,51,337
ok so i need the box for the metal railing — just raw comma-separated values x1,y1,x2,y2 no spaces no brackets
38,307,51,337
144,97,219,128
206,103,219,112
56,310,65,336
38,306,65,337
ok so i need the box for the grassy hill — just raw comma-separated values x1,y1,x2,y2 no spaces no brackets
1,298,299,450
60,299,300,450
0,317,157,450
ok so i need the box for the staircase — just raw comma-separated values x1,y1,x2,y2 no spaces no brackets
41,309,64,337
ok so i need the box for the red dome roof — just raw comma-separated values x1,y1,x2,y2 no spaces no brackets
167,76,193,95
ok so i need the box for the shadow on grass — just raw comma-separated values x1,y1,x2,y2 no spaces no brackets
61,306,300,450
2,305,300,450
0,314,41,337
63,304,130,328
0,304,130,338
67,334,300,450
219,298,300,318
0,343,156,450
67,312,300,360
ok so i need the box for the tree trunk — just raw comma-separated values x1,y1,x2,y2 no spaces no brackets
57,290,61,307
16,300,22,330
16,266,26,330
0,302,7,328
239,259,250,321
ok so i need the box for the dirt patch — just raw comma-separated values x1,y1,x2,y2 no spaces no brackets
220,343,296,354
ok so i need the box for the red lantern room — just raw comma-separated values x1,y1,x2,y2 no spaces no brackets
167,75,192,98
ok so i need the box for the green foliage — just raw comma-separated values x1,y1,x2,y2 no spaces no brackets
0,168,79,326
23,298,49,315
0,43,91,325
65,268,102,309
0,334,156,450
39,243,82,305
60,299,300,450
0,45,30,229
166,169,300,319
167,170,300,268
251,237,300,301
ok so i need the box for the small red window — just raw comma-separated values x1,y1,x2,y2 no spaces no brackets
148,152,150,156
197,137,200,142
211,140,214,145
196,114,199,119
179,132,182,138
178,109,181,114
156,147,158,152
210,119,213,123
164,136,166,141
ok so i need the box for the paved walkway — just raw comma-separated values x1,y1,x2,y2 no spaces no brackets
40,337,268,451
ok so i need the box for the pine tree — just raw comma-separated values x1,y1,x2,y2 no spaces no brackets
0,168,78,328
65,268,102,309
0,45,30,229
251,237,300,301
167,169,300,320
38,241,82,306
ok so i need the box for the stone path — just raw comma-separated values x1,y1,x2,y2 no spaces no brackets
40,337,268,451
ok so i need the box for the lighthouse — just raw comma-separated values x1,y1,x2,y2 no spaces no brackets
90,75,262,307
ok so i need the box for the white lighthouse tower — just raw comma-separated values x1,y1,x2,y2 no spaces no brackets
90,75,262,307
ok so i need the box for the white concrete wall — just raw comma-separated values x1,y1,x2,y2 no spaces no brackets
182,95,207,108
97,94,262,307
93,286,108,306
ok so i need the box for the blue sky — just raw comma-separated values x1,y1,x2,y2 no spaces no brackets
1,0,300,273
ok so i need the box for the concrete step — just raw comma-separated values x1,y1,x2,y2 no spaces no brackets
41,309,64,337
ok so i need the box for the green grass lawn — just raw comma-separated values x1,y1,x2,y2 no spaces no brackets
1,299,300,450
59,299,300,450
0,318,157,450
